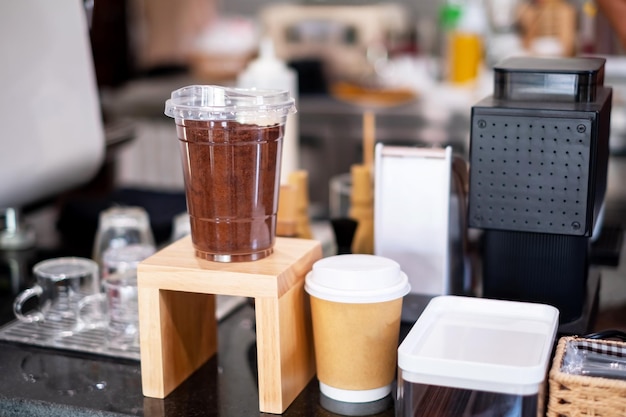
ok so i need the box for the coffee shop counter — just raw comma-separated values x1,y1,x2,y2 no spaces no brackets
0,288,407,417
0,236,624,417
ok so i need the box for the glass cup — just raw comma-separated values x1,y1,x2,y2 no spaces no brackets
13,257,100,338
101,243,155,279
92,206,156,268
304,254,410,410
170,211,191,242
78,271,139,351
164,85,296,262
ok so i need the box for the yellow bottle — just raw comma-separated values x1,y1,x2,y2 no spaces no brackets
449,31,483,83
446,0,486,84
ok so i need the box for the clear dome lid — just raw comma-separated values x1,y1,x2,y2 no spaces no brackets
164,85,296,125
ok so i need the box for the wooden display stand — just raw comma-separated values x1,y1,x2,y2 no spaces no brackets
136,236,323,414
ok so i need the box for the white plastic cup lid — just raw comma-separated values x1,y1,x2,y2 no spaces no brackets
304,254,411,303
164,85,296,125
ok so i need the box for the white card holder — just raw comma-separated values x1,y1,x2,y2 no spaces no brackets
374,144,469,320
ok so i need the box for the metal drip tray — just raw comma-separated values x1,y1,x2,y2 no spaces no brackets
0,319,140,361
0,295,247,361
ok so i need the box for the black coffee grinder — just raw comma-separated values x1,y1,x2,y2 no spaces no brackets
468,57,612,331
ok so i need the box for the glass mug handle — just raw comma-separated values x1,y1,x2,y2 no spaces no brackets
13,285,44,323
77,293,107,329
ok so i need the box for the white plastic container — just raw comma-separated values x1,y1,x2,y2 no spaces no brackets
396,295,559,416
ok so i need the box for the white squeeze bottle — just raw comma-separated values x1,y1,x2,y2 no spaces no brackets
237,37,299,184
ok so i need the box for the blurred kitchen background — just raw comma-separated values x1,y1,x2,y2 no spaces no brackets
89,0,626,214
3,0,626,325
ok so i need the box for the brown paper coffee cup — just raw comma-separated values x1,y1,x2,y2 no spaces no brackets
305,254,410,403
311,297,402,391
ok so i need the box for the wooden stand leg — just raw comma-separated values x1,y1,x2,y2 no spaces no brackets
138,288,217,398
255,280,316,414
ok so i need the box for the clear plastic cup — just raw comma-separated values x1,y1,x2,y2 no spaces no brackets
164,85,296,262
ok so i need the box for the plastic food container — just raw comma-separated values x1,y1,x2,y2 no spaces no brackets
396,295,559,417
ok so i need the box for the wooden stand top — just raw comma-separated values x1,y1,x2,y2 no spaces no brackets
137,236,323,298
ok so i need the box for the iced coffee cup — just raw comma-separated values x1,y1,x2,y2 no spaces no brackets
305,254,410,407
164,85,296,262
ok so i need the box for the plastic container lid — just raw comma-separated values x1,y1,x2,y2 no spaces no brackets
164,85,296,125
439,3,463,31
397,295,559,396
304,254,411,303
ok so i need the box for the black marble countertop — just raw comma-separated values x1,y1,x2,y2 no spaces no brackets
0,284,399,417
0,216,622,416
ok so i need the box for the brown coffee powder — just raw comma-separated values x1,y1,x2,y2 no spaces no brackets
176,119,283,261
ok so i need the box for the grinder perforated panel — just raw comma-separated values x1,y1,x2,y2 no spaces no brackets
468,114,592,236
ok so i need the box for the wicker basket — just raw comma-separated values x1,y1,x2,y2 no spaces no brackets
547,336,626,417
